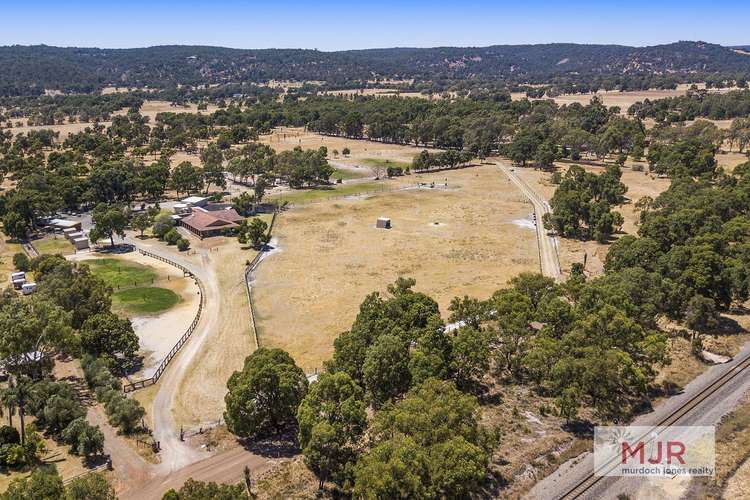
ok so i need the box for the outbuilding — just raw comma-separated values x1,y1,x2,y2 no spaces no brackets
181,196,209,208
21,283,36,295
376,217,391,229
49,219,82,232
12,278,26,290
72,237,90,251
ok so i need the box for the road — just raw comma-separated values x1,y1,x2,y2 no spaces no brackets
527,342,750,500
106,236,280,499
498,163,562,281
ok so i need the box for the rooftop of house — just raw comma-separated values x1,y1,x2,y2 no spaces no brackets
181,207,244,233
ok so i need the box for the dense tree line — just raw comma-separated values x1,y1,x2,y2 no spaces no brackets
2,42,750,96
629,88,750,122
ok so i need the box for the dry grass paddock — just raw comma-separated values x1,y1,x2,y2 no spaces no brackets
258,126,438,163
252,164,539,372
5,100,219,140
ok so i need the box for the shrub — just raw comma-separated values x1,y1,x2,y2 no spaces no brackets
0,443,25,467
164,228,182,245
13,253,30,272
108,398,145,434
0,426,20,446
177,238,190,251
62,419,104,460
152,214,175,240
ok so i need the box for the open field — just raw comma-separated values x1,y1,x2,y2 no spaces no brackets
253,164,539,371
112,287,180,315
511,84,742,112
269,180,387,205
87,258,158,288
259,126,437,163
33,235,75,255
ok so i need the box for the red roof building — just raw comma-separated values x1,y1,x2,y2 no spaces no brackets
179,207,244,238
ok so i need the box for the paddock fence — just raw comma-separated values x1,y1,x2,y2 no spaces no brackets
243,210,278,350
122,248,205,393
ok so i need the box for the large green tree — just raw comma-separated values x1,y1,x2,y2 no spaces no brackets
224,348,308,438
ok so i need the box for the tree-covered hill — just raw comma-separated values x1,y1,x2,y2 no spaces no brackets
2,41,750,95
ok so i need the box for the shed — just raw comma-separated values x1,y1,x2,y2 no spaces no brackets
12,278,26,289
10,272,25,281
21,283,36,295
173,203,191,214
49,219,82,232
376,217,391,229
72,238,90,250
67,231,84,242
181,196,209,208
63,227,78,239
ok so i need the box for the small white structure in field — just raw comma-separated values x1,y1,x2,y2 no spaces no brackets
10,272,25,282
376,217,391,229
21,283,36,295
12,278,26,290
72,237,90,251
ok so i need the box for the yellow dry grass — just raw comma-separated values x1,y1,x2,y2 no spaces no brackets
171,236,257,427
252,164,539,372
259,126,437,163
0,234,23,282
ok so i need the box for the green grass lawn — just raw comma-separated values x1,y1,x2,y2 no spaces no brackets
270,181,387,205
87,258,158,288
34,237,75,256
331,168,370,181
112,287,180,315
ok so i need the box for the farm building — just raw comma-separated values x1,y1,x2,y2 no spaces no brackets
72,237,90,250
21,283,36,295
48,218,82,232
179,206,244,238
181,196,209,208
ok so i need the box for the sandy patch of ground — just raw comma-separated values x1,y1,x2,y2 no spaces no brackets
72,250,200,379
252,164,539,371
718,151,749,172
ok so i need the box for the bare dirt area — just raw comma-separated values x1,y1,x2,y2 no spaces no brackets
252,164,539,372
512,162,670,277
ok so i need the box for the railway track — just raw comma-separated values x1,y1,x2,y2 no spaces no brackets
558,351,750,499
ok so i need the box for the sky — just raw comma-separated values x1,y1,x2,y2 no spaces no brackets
1,0,748,51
